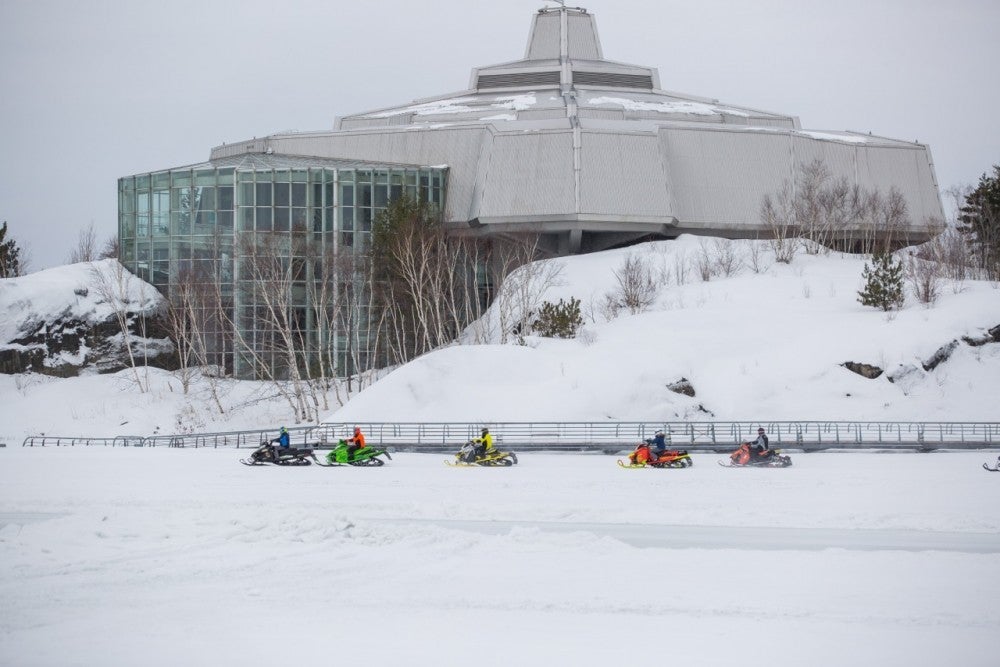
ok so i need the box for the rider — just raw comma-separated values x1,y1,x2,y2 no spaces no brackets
471,427,494,461
345,426,366,459
645,430,668,456
749,427,771,460
271,426,291,448
269,426,291,460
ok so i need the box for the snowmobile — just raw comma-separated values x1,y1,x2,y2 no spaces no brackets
240,441,318,466
446,441,518,466
317,439,392,467
984,456,1000,472
718,442,792,468
618,442,692,468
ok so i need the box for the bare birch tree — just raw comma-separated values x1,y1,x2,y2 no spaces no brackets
89,260,154,392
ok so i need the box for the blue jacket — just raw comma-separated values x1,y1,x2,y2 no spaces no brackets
273,431,291,448
646,433,667,451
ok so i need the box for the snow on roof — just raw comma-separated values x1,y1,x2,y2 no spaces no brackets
364,93,539,119
586,95,750,117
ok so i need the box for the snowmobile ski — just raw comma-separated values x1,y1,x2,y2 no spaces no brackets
984,462,1000,472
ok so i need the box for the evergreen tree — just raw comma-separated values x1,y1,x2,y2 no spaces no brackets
0,221,23,278
858,251,904,311
532,297,583,338
957,164,1000,280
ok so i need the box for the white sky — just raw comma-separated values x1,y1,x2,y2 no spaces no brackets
2,0,998,270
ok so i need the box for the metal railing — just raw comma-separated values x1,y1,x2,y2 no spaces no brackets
22,421,1000,452
313,421,1000,452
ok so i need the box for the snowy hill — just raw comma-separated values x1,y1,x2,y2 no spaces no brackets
0,260,172,376
329,236,1000,424
1,237,999,444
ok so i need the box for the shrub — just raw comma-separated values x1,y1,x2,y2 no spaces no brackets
532,297,583,338
858,252,904,311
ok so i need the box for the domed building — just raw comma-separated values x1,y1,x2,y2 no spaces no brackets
118,5,944,378
210,4,943,253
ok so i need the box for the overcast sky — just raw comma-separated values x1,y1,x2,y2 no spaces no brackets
2,0,998,271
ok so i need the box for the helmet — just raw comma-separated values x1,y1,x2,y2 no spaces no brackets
758,427,765,434
655,430,664,437
280,426,287,434
481,427,489,435
354,426,361,434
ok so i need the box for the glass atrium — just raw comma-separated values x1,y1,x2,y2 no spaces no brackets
118,155,446,378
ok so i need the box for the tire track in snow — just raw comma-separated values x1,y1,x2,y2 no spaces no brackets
377,518,1000,553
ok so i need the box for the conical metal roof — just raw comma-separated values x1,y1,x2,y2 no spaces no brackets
337,5,796,131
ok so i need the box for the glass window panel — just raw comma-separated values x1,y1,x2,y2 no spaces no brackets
195,210,216,229
375,172,389,185
217,210,233,230
195,169,215,186
274,207,289,231
171,171,191,187
172,241,192,259
325,206,334,232
340,184,353,206
374,185,388,207
171,211,190,235
239,207,254,231
237,171,254,182
341,206,353,231
217,168,235,184
255,183,272,206
291,183,306,207
359,184,371,206
199,186,216,210
256,207,272,230
239,182,254,206
292,208,307,231
274,182,289,207
274,170,290,183
153,172,170,188
218,186,234,210
389,184,403,202
341,231,353,247
359,207,372,231
291,170,308,182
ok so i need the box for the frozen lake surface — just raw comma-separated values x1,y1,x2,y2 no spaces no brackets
1,447,998,666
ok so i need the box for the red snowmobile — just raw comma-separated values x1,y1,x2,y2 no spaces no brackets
720,442,792,468
618,442,693,468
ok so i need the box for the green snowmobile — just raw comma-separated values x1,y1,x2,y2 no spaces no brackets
318,439,392,467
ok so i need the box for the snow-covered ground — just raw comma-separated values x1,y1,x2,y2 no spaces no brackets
2,238,1000,665
1,446,998,666
331,237,1000,424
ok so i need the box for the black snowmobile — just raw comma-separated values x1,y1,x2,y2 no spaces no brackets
240,441,318,466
